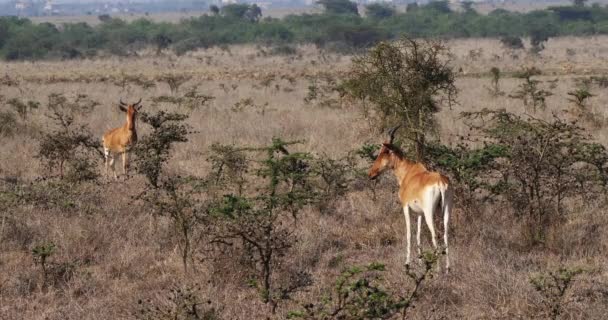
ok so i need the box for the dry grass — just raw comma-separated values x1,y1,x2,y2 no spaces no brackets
2,37,608,319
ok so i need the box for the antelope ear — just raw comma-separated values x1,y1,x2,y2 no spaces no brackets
136,104,143,111
382,143,396,154
119,105,128,112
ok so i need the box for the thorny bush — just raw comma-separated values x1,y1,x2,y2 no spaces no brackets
288,252,438,319
457,109,608,244
205,139,316,313
343,37,457,161
37,94,102,181
134,110,190,188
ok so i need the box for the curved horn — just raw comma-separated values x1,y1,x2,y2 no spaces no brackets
134,98,142,106
387,125,401,144
119,99,127,106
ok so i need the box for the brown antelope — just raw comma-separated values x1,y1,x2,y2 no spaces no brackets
102,99,142,180
368,126,452,272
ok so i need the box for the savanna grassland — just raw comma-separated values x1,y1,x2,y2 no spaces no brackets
2,36,608,320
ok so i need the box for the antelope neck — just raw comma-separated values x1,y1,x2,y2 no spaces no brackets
126,111,136,131
390,154,415,186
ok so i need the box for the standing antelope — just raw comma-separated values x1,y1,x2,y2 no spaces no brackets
368,126,452,272
102,99,142,180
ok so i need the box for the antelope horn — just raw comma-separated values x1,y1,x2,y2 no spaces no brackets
387,125,401,144
119,99,127,106
134,98,142,106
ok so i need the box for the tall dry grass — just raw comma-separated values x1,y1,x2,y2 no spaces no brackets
1,38,608,319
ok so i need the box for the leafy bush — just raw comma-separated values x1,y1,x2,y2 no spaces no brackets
134,110,190,188
509,67,552,111
206,139,316,311
567,86,594,109
530,267,584,320
37,94,102,181
460,110,608,244
6,97,39,120
500,35,524,50
0,111,18,137
136,284,221,320
343,37,456,161
290,253,437,319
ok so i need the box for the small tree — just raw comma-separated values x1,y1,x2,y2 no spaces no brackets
500,36,524,50
209,4,220,15
530,267,583,320
37,94,102,180
509,67,552,112
6,97,39,120
32,242,55,286
134,110,190,188
486,67,504,97
221,4,262,22
156,73,192,95
207,139,316,312
289,253,438,319
343,37,457,161
567,87,594,109
460,110,608,244
152,32,172,56
136,284,221,320
144,176,201,273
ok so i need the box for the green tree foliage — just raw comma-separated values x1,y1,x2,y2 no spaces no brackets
459,110,608,244
530,267,584,320
567,86,594,109
136,284,221,320
486,67,504,97
364,3,395,19
500,36,524,50
509,67,553,112
316,0,359,16
221,4,262,22
134,111,190,188
425,0,451,14
343,37,457,161
37,94,102,181
5,2,608,59
289,254,437,319
209,4,220,16
32,242,55,285
206,139,316,312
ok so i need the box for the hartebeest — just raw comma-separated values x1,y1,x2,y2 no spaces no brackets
368,126,452,271
102,99,142,180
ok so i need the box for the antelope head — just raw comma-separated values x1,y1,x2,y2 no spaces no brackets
118,98,143,117
368,125,401,180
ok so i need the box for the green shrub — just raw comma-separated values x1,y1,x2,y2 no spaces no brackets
134,110,190,188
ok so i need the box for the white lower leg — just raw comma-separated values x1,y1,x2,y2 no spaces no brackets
444,203,451,271
403,206,411,267
416,215,422,260
424,209,439,271
104,148,110,178
109,157,117,180
122,152,128,178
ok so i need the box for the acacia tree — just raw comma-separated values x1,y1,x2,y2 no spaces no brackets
343,37,457,161
460,109,608,244
206,139,315,312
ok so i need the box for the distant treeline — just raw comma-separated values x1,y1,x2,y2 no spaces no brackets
1,0,607,60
